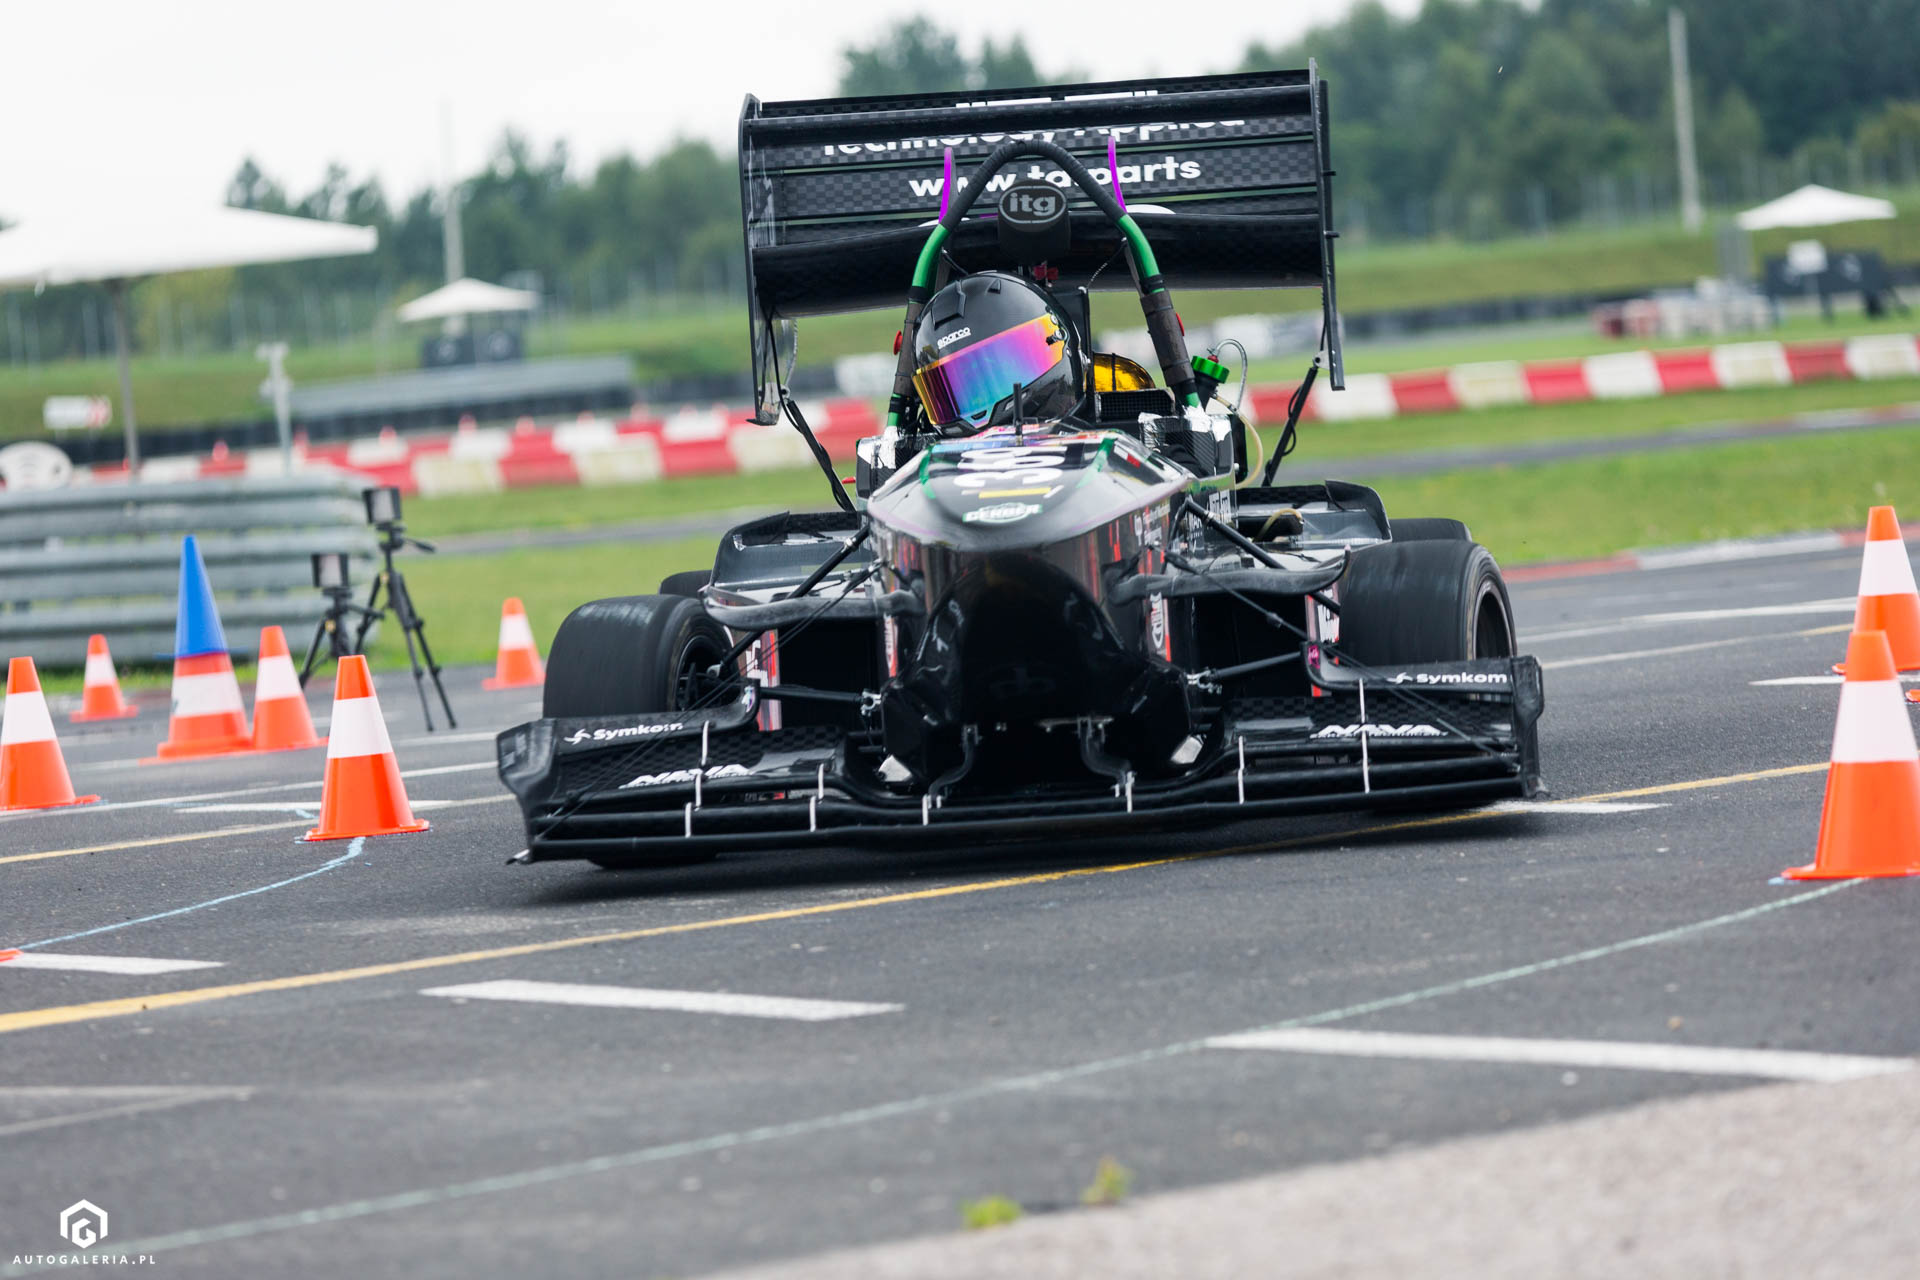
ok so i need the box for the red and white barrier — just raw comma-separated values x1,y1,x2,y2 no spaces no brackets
60,332,1920,491
1249,332,1920,426
72,400,880,493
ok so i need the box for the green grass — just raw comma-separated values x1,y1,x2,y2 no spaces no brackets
411,470,828,536
958,1196,1024,1230
1079,1157,1135,1207
58,410,1913,681
359,537,717,671
1246,311,1920,383
1275,376,1920,464
389,410,1920,674
1351,426,1920,566
7,198,1915,434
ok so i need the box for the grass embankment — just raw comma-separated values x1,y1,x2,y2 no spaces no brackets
357,536,716,673
1351,429,1920,566
372,383,1920,679
6,196,1915,434
70,418,1920,687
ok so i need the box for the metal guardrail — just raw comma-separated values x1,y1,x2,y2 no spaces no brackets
0,474,378,667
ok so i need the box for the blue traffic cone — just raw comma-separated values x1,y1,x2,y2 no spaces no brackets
147,535,251,761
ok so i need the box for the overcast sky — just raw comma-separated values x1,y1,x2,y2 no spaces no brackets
2,0,1411,218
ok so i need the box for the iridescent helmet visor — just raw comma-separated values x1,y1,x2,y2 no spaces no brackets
913,314,1064,427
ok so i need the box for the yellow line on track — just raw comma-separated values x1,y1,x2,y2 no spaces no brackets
1577,761,1828,801
0,823,304,865
0,763,1827,1037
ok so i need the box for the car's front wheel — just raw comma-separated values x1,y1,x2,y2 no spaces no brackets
541,595,733,870
1335,538,1515,666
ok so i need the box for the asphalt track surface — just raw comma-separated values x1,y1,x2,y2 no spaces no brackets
2,541,1916,1277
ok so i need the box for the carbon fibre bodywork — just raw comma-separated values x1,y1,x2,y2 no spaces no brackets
495,422,1544,863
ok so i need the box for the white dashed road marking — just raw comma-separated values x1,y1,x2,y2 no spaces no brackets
1526,598,1855,644
1488,800,1667,814
0,953,223,975
1752,673,1920,686
421,979,902,1022
1205,1027,1913,1083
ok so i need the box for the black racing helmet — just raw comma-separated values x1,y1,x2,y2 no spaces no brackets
911,272,1082,432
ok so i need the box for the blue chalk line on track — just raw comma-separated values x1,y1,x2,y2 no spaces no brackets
14,836,367,952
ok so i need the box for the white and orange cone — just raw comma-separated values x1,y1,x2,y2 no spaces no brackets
70,634,139,722
1835,506,1920,679
1784,629,1920,880
482,597,544,690
1,657,100,811
302,656,428,841
250,625,324,752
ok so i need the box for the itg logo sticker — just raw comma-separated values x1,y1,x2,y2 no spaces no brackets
60,1200,107,1250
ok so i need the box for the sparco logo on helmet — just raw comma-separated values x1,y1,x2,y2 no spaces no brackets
936,327,972,349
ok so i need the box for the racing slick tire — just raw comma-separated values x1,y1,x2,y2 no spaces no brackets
542,595,731,870
659,570,710,598
1337,539,1515,665
1388,517,1472,543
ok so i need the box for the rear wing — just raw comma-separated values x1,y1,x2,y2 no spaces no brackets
738,67,1342,421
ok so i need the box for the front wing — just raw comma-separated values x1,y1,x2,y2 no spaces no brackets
495,655,1544,862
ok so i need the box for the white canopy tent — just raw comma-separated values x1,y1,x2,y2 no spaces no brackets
1736,184,1898,231
0,206,377,473
396,276,538,324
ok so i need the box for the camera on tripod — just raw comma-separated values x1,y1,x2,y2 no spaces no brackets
299,485,457,731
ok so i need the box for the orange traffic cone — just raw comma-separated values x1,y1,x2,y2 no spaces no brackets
1,658,100,811
1784,630,1920,879
250,626,324,752
1835,506,1920,675
70,634,139,722
302,656,428,841
482,597,545,689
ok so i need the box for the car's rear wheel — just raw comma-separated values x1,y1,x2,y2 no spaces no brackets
659,570,710,598
542,594,732,870
1388,517,1472,543
1336,539,1515,665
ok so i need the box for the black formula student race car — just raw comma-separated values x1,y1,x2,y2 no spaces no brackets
495,68,1544,868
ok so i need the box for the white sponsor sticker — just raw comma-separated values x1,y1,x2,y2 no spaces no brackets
1310,723,1446,740
563,721,685,746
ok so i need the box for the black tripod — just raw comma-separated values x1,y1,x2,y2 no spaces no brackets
300,579,378,688
352,522,458,731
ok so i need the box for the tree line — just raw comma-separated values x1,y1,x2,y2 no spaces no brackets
7,3,1918,369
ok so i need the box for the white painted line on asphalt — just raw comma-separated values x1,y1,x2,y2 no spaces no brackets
1635,599,1856,624
0,953,223,976
1542,624,1851,671
1204,1028,1913,1083
1526,598,1855,644
178,803,321,814
1751,673,1920,687
397,762,498,780
0,1086,251,1139
1,759,494,821
420,979,902,1022
393,730,505,748
1632,535,1848,571
1487,800,1666,814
